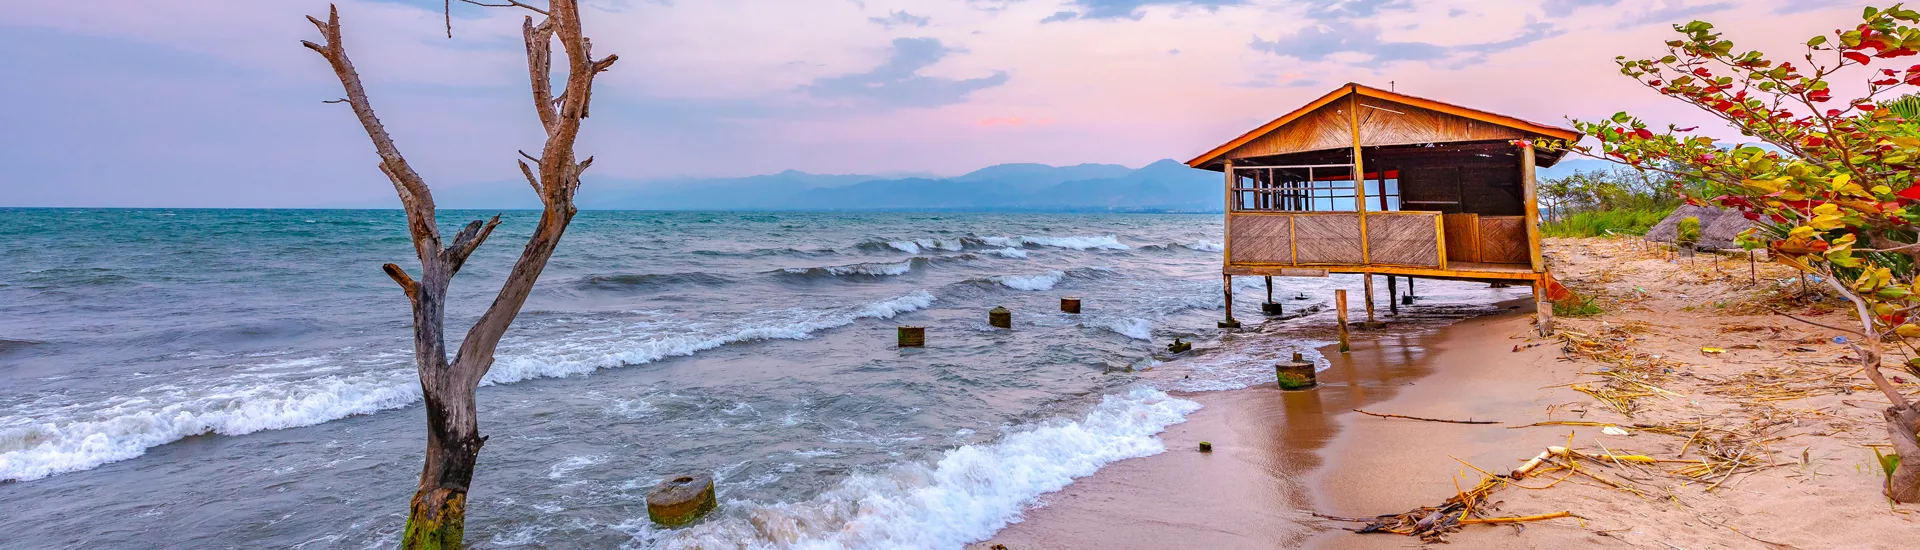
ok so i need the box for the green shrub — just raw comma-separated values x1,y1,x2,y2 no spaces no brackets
1541,206,1676,237
1553,296,1605,317
1676,216,1701,248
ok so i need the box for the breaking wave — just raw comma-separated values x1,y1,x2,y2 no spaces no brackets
0,292,939,482
780,259,919,279
630,386,1200,550
994,271,1065,291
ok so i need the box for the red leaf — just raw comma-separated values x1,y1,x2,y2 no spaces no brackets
1885,68,1899,76
1899,185,1920,201
1845,51,1873,65
1875,78,1901,86
1809,88,1833,102
1633,128,1654,139
1675,126,1699,131
1693,67,1712,77
1806,135,1826,147
1862,103,1879,111
1878,48,1917,58
1743,211,1762,221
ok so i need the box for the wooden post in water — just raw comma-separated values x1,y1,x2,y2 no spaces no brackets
1219,274,1241,328
1262,275,1283,315
1335,289,1350,353
1060,297,1081,314
1362,274,1378,326
898,326,925,347
1387,276,1398,315
989,306,1012,329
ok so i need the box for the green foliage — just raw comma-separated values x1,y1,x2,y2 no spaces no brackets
1541,206,1676,237
1677,216,1702,247
1540,166,1685,223
1554,296,1606,317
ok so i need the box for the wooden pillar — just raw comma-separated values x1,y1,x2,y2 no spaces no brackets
1533,279,1553,336
1520,143,1543,272
1387,275,1398,315
1363,273,1377,325
1220,274,1240,328
1335,289,1351,353
1265,275,1274,304
1349,88,1370,264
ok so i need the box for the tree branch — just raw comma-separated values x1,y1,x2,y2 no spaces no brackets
522,16,557,135
518,159,540,196
303,4,443,264
443,215,502,274
382,263,419,302
458,0,548,15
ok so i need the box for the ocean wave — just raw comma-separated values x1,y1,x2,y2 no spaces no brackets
1095,317,1153,340
983,235,1129,251
631,386,1200,550
993,271,1065,291
572,272,733,292
855,238,966,254
0,292,939,483
1139,241,1223,253
691,248,839,258
981,247,1028,259
780,259,918,279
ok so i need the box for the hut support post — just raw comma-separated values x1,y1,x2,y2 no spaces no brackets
1363,273,1377,325
1220,274,1240,328
1533,280,1553,336
1520,143,1543,272
1387,275,1398,315
1335,289,1350,352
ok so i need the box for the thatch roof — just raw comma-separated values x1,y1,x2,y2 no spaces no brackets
1644,205,1759,250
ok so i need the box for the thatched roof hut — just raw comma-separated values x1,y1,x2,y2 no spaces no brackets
1644,205,1758,250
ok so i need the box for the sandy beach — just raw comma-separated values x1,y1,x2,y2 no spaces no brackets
982,238,1920,549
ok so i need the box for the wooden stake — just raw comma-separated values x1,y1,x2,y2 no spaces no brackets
1387,275,1398,315
1336,289,1350,353
1363,273,1377,325
1533,280,1553,336
1219,274,1240,328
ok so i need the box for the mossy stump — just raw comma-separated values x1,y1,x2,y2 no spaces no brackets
1198,441,1213,453
1275,359,1316,391
647,473,717,527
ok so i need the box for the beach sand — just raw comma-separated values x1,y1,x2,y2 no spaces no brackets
980,238,1920,549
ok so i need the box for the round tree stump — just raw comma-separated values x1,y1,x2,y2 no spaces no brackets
647,473,717,527
1060,297,1082,314
989,306,1012,329
897,326,925,347
1275,360,1317,391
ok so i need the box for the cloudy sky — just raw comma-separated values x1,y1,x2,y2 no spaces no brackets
0,0,1857,206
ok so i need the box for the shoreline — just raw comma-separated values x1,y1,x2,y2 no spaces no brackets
981,237,1920,549
977,296,1550,548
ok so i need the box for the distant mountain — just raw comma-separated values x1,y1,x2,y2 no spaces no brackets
427,159,1224,212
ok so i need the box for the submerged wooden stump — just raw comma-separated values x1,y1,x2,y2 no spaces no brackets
989,306,1012,329
1262,302,1284,316
647,473,717,527
1060,297,1081,314
897,326,925,347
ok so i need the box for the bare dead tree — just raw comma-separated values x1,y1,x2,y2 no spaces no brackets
301,2,615,547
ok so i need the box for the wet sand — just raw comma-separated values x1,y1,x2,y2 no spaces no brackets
978,299,1569,548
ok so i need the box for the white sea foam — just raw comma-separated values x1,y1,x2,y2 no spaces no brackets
887,239,964,254
982,235,1130,251
981,247,1028,259
994,271,1065,291
633,386,1200,550
0,291,939,482
1098,317,1154,340
1183,241,1225,252
784,259,915,277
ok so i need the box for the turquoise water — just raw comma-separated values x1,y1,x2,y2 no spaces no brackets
0,209,1491,548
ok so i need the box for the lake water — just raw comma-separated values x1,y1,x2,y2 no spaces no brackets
0,209,1502,548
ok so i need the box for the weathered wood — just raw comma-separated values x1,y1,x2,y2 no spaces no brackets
1349,91,1370,264
1363,273,1377,325
303,3,616,549
1335,289,1350,353
1387,275,1398,315
1520,144,1543,272
1220,274,1240,328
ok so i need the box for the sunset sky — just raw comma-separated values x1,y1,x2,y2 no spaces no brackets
0,0,1861,206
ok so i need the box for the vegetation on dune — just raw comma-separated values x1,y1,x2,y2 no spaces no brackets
1541,206,1676,237
1554,4,1920,502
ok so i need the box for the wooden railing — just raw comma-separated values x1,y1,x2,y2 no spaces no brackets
1226,211,1444,268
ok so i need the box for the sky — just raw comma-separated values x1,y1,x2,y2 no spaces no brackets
0,0,1863,207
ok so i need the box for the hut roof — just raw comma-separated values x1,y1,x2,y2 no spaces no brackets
1643,205,1760,250
1186,83,1583,170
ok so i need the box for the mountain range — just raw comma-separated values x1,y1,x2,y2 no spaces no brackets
416,159,1224,212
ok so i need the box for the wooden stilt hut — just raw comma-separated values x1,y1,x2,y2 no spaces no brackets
1187,83,1577,332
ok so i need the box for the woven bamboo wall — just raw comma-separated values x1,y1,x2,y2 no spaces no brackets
1292,214,1364,265
1443,214,1480,263
1226,97,1529,160
1226,214,1293,264
1366,213,1441,267
1478,216,1529,264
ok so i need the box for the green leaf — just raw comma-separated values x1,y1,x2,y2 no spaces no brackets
1867,6,1881,19
1810,35,1830,47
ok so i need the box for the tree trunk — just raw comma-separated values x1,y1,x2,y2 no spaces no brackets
302,2,616,547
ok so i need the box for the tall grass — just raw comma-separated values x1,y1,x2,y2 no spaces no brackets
1542,206,1676,237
